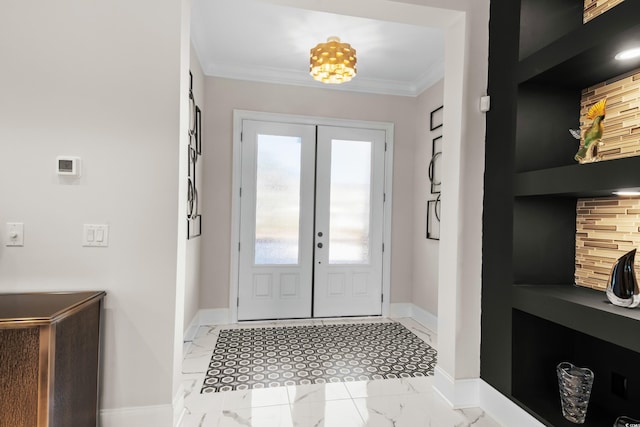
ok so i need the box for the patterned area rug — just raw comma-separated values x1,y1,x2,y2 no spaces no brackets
201,322,437,393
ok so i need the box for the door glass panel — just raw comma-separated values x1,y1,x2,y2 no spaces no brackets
254,134,301,264
328,139,372,264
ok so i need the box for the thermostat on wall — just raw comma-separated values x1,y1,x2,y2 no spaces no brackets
56,156,81,176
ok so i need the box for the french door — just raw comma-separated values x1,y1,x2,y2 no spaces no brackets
237,120,386,320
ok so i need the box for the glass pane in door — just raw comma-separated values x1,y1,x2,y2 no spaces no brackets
328,139,372,264
254,134,301,264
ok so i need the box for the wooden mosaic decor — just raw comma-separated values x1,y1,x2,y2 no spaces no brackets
575,197,640,290
584,0,625,23
579,68,640,162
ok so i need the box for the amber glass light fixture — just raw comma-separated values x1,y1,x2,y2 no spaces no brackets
310,36,357,84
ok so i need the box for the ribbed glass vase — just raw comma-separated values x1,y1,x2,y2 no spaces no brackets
557,362,594,424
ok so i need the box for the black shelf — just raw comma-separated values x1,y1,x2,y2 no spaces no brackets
512,285,640,354
512,307,640,423
518,1,640,87
512,394,617,427
514,156,640,197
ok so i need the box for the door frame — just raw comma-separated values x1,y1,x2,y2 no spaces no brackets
230,109,394,322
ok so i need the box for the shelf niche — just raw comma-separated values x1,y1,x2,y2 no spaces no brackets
516,69,640,174
519,0,630,60
519,0,583,61
515,82,580,172
578,68,640,163
576,196,640,291
513,309,640,426
513,197,576,285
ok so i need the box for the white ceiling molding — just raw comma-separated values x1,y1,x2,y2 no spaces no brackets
191,0,445,97
203,62,444,97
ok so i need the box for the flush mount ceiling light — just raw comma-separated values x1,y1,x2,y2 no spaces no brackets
310,36,357,84
615,47,640,60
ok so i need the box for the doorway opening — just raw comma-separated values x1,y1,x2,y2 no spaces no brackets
231,111,394,321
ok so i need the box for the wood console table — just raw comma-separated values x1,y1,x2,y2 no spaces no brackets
0,291,105,427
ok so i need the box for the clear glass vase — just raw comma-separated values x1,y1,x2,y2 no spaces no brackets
557,362,594,424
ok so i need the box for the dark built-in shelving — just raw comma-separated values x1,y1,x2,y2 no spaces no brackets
513,285,640,354
518,1,640,87
515,156,640,197
483,0,640,425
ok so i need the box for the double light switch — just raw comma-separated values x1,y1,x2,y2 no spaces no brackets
83,224,109,247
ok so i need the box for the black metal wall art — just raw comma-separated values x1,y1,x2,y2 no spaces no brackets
430,105,443,131
429,136,442,194
187,71,202,239
426,194,441,240
427,106,443,240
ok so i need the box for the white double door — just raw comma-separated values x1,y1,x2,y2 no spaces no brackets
238,120,386,320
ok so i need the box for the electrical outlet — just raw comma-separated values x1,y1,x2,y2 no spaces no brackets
612,372,628,399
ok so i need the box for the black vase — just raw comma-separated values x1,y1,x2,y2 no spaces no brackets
606,249,640,308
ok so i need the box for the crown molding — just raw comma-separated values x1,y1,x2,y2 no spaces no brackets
204,62,443,97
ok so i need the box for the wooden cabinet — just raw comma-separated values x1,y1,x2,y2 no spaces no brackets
484,0,640,425
0,291,105,427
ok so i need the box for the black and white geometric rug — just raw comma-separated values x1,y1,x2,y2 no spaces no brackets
201,321,437,393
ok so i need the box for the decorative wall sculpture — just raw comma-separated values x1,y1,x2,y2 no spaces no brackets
606,249,640,308
427,106,443,240
426,194,441,240
577,67,640,162
571,98,606,163
187,71,202,239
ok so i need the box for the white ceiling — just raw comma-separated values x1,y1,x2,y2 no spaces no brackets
190,0,445,97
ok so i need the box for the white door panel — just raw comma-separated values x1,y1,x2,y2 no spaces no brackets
313,126,386,317
237,120,316,320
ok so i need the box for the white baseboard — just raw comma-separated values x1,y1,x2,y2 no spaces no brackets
410,303,438,332
191,305,431,330
100,385,185,427
478,380,545,427
432,366,543,426
389,302,413,318
389,302,437,332
183,309,231,356
100,404,174,427
183,313,200,343
433,365,479,409
173,383,186,427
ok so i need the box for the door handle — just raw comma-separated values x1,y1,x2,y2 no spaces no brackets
317,243,323,248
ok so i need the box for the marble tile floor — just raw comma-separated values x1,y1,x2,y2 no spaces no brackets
181,317,501,427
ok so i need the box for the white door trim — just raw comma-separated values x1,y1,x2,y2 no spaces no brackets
230,109,394,322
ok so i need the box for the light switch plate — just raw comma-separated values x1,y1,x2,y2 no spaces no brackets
6,223,24,246
83,224,109,247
